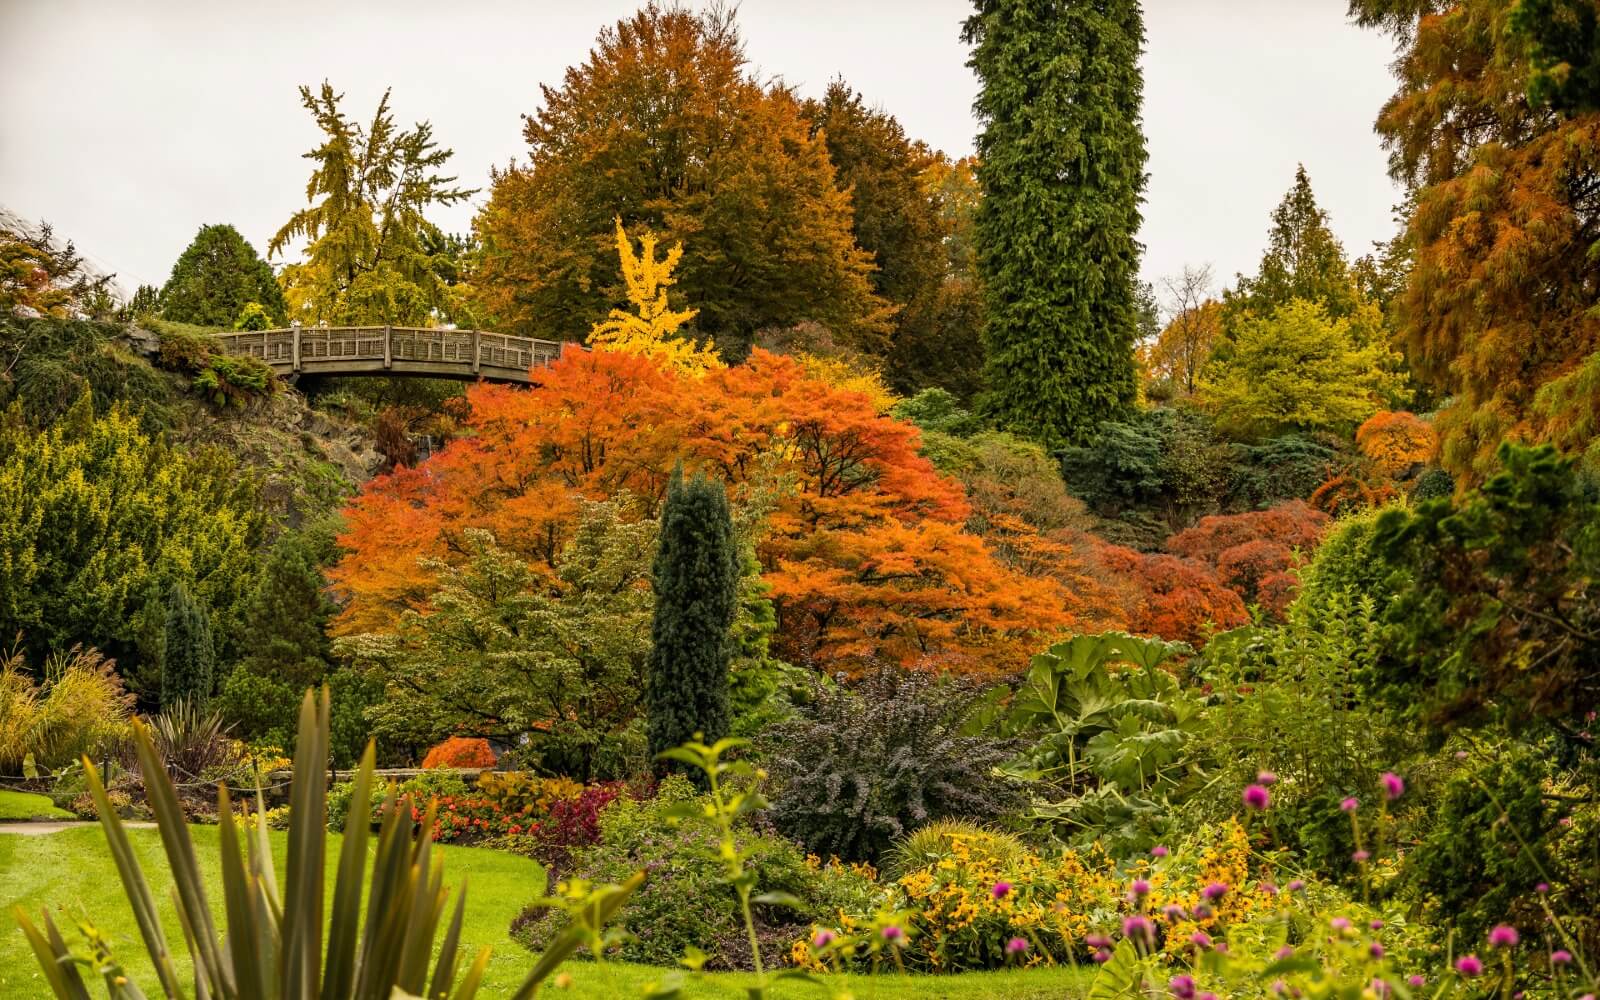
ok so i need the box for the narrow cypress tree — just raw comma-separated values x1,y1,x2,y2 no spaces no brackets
647,468,739,767
964,0,1148,446
161,579,216,709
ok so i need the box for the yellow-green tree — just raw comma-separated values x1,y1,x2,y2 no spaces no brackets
589,220,722,375
269,82,475,326
1200,298,1404,441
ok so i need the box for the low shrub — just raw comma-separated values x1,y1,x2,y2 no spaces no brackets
421,735,496,769
763,669,1027,864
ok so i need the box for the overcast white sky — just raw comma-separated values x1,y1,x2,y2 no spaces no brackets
0,0,1403,314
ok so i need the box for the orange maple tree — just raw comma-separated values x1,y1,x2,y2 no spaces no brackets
421,736,496,769
332,347,1118,677
1093,545,1249,647
1356,410,1435,478
1160,501,1331,620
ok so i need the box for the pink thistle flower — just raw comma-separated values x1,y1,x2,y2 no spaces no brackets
812,929,835,948
1341,796,1360,813
1123,915,1154,941
1552,950,1574,965
1380,772,1405,801
1370,941,1385,959
1536,882,1550,894
1193,903,1214,920
991,881,1012,899
1006,937,1029,955
1202,882,1229,902
1488,925,1519,948
1151,845,1169,858
1352,850,1371,863
1190,931,1212,949
1287,880,1306,892
1169,974,1197,1000
1162,903,1187,921
1330,917,1351,931
1093,948,1113,964
1260,882,1279,896
1370,919,1384,930
1257,770,1278,785
1455,955,1483,977
1275,945,1295,960
1243,783,1271,810
881,925,903,943
1129,878,1151,898
1085,933,1112,950
1407,976,1426,988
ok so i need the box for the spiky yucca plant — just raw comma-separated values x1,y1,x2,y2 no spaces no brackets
15,687,640,1000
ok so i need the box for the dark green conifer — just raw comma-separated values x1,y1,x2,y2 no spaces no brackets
647,468,739,767
160,224,286,328
964,0,1148,446
161,579,216,708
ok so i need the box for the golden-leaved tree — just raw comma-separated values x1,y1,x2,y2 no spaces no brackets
588,219,722,375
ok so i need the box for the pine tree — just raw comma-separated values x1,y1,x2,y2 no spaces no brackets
964,0,1147,446
160,224,287,328
647,467,739,766
161,579,216,709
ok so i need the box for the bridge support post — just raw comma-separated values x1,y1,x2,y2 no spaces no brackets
384,325,392,369
473,330,481,375
292,326,301,372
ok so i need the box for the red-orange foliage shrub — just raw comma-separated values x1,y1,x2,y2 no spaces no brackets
1094,545,1249,646
332,347,1121,678
1162,501,1330,618
1356,410,1435,477
421,737,496,769
1310,474,1398,517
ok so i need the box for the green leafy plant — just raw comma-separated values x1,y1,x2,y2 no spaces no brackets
15,688,639,999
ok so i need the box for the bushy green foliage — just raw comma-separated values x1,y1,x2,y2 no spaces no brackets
160,580,216,709
763,669,1025,863
0,317,178,429
965,0,1145,445
0,395,260,683
1223,432,1343,510
515,777,864,972
1369,443,1600,742
1057,408,1228,540
338,501,655,780
158,224,286,328
648,469,739,768
891,387,985,437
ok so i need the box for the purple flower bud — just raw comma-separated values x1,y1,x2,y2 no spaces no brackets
1536,882,1550,894
1341,796,1360,813
1488,925,1519,949
1202,882,1229,902
1407,976,1426,988
1287,880,1306,892
1123,915,1154,941
1193,903,1214,920
1275,945,1295,960
1260,882,1279,896
1094,948,1113,964
812,929,835,948
1243,783,1271,810
1169,974,1197,1000
1085,933,1112,950
1007,937,1029,955
1190,931,1212,949
1129,878,1151,898
1370,941,1385,959
1380,772,1405,801
1370,919,1384,930
1456,955,1483,977
991,881,1012,899
1162,903,1187,922
1352,850,1371,863
881,925,903,942
1152,845,1169,858
1552,950,1574,965
1331,917,1351,931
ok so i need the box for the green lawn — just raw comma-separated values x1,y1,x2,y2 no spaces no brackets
0,789,71,821
0,825,1090,999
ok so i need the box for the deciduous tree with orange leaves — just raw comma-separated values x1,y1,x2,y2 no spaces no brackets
331,346,1119,678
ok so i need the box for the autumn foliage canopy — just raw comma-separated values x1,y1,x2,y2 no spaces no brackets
332,347,1127,678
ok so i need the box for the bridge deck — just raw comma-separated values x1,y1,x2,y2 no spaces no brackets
214,326,568,384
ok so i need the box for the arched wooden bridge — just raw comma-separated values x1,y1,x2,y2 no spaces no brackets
211,325,568,384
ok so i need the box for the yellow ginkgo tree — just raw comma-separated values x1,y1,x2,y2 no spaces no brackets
588,218,723,375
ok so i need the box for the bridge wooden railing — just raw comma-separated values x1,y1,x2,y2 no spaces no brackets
213,325,568,384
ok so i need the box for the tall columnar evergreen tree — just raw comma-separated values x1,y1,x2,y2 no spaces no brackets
1224,165,1360,323
647,468,739,766
963,0,1148,446
159,224,287,328
161,579,216,709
